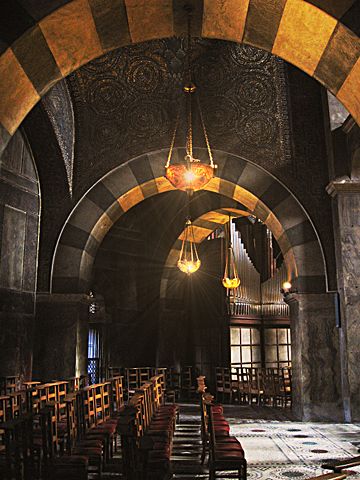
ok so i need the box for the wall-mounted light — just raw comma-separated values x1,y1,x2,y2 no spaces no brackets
280,281,297,296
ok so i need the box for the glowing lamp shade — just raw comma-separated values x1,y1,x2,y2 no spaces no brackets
222,276,241,289
178,258,201,275
166,162,214,192
222,243,240,290
177,219,201,275
282,281,292,291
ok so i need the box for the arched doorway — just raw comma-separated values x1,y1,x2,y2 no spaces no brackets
48,148,342,420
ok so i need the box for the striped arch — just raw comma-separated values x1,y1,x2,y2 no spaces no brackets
51,148,327,294
0,0,360,155
159,207,251,302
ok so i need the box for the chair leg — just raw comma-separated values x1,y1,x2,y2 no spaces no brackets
200,445,206,465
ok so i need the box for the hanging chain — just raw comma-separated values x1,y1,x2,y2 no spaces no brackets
185,6,192,85
185,5,193,159
197,95,215,168
165,109,180,168
186,90,193,158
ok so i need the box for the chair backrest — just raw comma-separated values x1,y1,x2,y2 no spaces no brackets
66,396,78,452
205,402,217,458
0,395,8,422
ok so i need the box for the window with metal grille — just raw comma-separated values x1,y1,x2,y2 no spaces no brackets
230,327,261,368
88,328,101,385
264,327,291,369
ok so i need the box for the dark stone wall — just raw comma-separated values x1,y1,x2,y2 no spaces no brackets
33,294,89,381
0,130,40,379
286,66,336,290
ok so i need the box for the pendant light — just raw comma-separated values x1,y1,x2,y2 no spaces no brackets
177,218,201,275
222,219,241,289
165,5,217,194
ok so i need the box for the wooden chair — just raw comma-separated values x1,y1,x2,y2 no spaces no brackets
181,366,196,400
0,377,19,396
126,368,140,399
206,402,247,479
279,367,292,407
262,368,278,406
247,368,263,405
165,367,180,401
215,367,233,403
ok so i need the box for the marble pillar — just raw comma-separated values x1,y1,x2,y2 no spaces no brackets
33,294,90,381
327,181,360,421
286,293,343,422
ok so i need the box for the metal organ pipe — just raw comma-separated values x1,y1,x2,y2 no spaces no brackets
228,222,289,318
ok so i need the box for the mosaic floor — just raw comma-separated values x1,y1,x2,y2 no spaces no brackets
172,404,360,480
93,403,360,478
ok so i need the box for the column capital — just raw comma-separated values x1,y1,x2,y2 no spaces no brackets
326,179,360,198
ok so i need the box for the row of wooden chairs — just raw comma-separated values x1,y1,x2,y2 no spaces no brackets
0,376,125,479
108,365,197,400
196,375,247,480
0,376,89,397
197,376,347,480
215,366,292,407
118,374,178,480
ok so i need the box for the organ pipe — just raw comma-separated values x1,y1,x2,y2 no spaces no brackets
227,222,289,318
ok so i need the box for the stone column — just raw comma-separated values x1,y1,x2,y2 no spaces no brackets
285,293,343,422
33,294,90,381
327,180,360,421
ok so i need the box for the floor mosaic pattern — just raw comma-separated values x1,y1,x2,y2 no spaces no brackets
172,404,360,480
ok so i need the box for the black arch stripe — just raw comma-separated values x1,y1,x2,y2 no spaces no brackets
60,223,99,254
87,180,118,213
260,181,290,210
282,220,317,247
129,154,155,186
220,153,247,184
12,25,62,96
89,0,131,52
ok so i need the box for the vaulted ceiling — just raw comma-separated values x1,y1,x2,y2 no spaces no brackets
0,0,359,157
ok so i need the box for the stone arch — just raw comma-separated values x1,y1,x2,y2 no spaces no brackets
51,148,327,294
159,207,251,303
0,0,359,155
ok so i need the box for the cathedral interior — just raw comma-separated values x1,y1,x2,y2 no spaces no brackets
0,0,360,479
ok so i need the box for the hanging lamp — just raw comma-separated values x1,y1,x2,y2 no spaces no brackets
222,219,241,289
165,6,217,194
177,218,201,275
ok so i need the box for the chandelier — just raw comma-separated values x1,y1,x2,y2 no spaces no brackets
165,7,217,194
177,218,201,275
222,218,241,289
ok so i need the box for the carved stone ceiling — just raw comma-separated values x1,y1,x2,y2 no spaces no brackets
67,38,291,198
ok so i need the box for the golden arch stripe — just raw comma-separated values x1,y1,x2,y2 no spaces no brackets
0,0,359,150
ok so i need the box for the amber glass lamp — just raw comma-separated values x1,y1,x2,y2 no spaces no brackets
165,8,217,194
222,220,241,289
177,218,201,275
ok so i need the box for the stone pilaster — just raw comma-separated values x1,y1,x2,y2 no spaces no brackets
327,180,360,421
33,294,90,381
285,293,343,422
